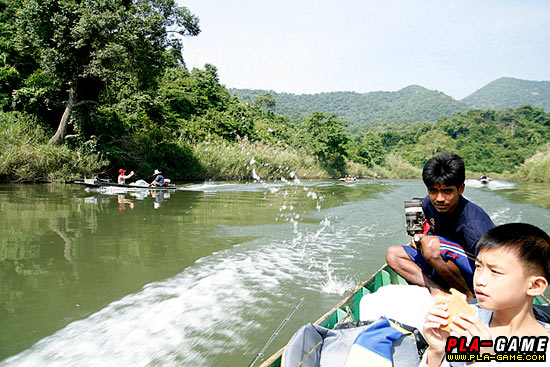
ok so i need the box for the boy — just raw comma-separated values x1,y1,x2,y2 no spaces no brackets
422,223,550,366
387,153,494,299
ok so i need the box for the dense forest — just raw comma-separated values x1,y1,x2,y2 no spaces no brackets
1,0,550,183
0,0,361,182
378,105,550,175
231,86,469,129
232,78,550,130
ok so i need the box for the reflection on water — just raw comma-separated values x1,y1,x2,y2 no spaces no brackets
466,179,550,209
0,180,391,363
84,186,175,210
1,180,550,366
493,182,550,209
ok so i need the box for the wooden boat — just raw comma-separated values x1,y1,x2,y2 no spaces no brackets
74,178,176,190
258,263,550,367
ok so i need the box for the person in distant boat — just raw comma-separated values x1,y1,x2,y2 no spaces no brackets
150,169,165,187
386,153,495,300
480,173,488,180
118,169,134,184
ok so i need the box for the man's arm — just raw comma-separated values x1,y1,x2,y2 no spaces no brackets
420,236,473,300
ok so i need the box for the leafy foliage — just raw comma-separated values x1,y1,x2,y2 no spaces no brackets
0,111,106,181
13,0,200,143
231,86,469,130
378,105,550,175
512,146,550,182
2,1,550,182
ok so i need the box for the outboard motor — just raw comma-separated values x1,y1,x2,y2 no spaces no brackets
404,197,425,236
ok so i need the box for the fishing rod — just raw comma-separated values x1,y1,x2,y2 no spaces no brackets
248,297,304,367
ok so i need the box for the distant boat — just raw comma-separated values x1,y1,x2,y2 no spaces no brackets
74,178,176,191
339,177,357,182
480,177,490,184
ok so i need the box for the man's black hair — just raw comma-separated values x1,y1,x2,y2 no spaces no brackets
477,223,550,281
422,152,465,189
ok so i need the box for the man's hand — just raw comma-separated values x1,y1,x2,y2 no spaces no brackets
410,233,425,250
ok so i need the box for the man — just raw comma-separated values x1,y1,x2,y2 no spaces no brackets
386,153,494,299
150,169,165,187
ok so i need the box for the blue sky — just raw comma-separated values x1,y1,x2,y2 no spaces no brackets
180,0,550,99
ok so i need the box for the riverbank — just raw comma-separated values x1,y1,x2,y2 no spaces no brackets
3,112,549,183
0,113,418,183
0,113,106,183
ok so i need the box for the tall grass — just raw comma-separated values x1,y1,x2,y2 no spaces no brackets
344,160,371,178
0,112,107,182
188,137,331,180
373,153,422,179
188,139,421,181
512,146,550,182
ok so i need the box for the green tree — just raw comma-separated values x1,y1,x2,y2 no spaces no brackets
0,0,38,110
253,93,276,115
15,0,200,144
357,132,386,166
304,111,349,162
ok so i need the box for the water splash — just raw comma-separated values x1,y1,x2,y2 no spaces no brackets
465,179,517,190
320,259,356,296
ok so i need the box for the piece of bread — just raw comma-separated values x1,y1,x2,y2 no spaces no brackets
440,288,475,331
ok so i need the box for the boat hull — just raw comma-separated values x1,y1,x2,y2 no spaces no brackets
74,180,176,190
259,263,549,367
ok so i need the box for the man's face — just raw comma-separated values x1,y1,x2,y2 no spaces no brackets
427,183,464,214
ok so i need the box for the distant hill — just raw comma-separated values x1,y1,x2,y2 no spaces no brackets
231,86,468,129
461,77,550,111
231,77,550,130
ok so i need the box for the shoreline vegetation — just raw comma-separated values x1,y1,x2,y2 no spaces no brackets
1,2,549,184
2,106,550,183
2,105,550,184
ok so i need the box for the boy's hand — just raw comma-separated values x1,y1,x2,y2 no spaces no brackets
450,313,494,355
424,303,451,353
424,303,452,366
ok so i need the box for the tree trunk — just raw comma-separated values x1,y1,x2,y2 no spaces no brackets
49,86,76,145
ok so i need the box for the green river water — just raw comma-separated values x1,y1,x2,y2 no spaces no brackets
1,178,550,366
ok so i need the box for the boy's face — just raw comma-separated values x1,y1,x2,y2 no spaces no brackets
427,183,464,214
474,248,533,311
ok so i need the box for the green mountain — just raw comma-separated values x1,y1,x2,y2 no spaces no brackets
461,77,550,111
231,78,550,130
231,86,469,129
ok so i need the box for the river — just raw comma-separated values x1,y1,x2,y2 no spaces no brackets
1,179,550,366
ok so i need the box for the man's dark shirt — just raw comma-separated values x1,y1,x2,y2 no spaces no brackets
153,174,165,187
422,195,495,256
